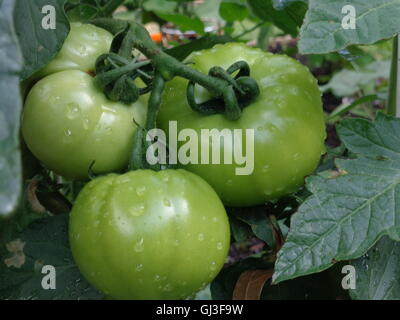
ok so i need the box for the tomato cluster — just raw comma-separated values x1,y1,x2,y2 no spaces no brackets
22,23,147,180
21,23,325,300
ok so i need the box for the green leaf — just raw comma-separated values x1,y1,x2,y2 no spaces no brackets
229,207,276,248
247,0,307,36
273,0,308,9
156,13,205,35
143,0,177,13
321,60,390,97
328,95,382,119
66,3,99,22
165,34,233,61
339,113,400,160
299,0,400,54
0,215,103,300
350,236,400,300
219,1,248,22
0,0,23,217
273,113,400,284
14,0,70,80
194,0,223,22
229,215,253,243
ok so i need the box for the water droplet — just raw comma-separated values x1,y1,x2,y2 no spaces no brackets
163,284,173,292
163,199,171,207
212,217,218,223
226,180,233,186
136,186,146,196
174,239,180,246
83,119,90,130
154,274,161,282
66,102,80,120
217,242,223,250
64,129,72,136
118,176,131,184
262,164,270,173
134,238,144,252
135,264,143,272
210,261,217,271
273,87,281,94
130,204,145,217
78,45,88,56
198,233,205,241
270,125,278,132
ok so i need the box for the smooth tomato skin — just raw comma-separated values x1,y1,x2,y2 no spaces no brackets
37,22,113,77
69,169,231,300
22,70,147,180
158,43,326,207
21,23,112,98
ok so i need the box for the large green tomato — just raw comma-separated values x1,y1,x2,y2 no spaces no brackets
22,23,147,180
69,169,230,300
22,70,146,180
158,43,326,207
21,22,113,97
37,22,113,78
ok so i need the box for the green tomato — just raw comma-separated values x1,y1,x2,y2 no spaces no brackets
158,43,326,207
21,22,112,98
37,22,113,78
22,70,146,180
69,169,230,300
22,23,147,180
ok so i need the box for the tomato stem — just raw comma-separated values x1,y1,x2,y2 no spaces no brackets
90,18,261,171
91,18,261,120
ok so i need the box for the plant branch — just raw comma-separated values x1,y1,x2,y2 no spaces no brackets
233,22,265,40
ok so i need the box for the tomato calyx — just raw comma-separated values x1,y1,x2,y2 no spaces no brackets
91,18,260,121
88,19,262,171
94,53,152,104
187,61,260,120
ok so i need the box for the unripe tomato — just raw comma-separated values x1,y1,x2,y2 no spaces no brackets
21,23,147,180
69,169,231,300
158,43,326,206
37,22,114,78
22,70,147,180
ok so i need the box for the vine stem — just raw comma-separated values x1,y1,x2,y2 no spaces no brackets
388,35,399,117
129,72,165,170
233,22,265,40
124,23,233,96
